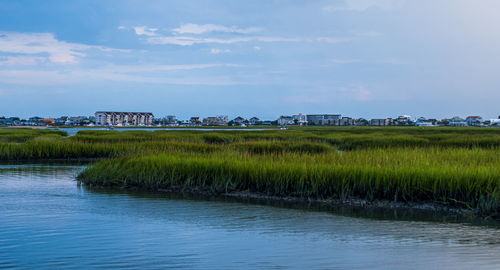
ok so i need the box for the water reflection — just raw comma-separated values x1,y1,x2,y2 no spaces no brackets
1,164,500,270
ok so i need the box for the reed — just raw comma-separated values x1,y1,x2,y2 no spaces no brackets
78,147,500,216
2,127,500,216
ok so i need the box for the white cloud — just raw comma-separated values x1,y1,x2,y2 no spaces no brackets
253,46,261,51
0,31,128,64
316,37,351,43
324,0,404,12
357,31,381,37
284,85,373,104
131,24,349,46
0,56,46,66
339,85,373,101
330,58,361,64
210,48,231,54
117,26,127,30
172,24,261,34
0,64,243,86
133,26,158,36
146,35,346,46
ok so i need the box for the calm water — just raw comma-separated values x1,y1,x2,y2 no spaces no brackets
1,164,500,270
50,127,271,136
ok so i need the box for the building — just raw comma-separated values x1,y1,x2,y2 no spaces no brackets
232,116,246,125
249,117,260,125
340,117,354,126
27,117,44,126
166,115,177,125
6,117,21,126
189,117,201,125
292,113,307,125
202,115,228,126
370,119,386,126
490,119,500,127
415,117,436,127
277,116,294,126
395,115,412,125
55,116,69,126
306,114,341,125
156,115,177,126
355,118,369,126
465,116,482,126
95,112,154,126
449,116,467,127
385,118,394,126
42,118,55,125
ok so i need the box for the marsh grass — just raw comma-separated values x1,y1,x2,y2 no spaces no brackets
2,127,500,216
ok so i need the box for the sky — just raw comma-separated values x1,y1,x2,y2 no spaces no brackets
1,0,499,120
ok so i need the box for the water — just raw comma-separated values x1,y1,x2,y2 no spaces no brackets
1,164,500,269
49,127,271,136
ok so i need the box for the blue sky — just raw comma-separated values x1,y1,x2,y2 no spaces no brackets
1,0,499,120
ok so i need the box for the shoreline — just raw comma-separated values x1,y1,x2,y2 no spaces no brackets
80,183,498,224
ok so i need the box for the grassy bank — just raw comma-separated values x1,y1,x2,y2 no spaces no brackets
2,127,500,217
78,147,500,217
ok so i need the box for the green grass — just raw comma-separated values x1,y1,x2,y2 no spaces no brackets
78,147,500,216
2,126,500,217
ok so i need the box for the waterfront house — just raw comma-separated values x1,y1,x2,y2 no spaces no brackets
292,113,307,125
277,116,294,126
449,116,467,127
232,116,246,125
28,117,44,126
202,115,228,126
249,117,260,125
395,115,412,125
189,117,201,125
465,116,482,126
415,117,436,127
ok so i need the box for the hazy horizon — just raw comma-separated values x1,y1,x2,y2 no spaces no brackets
1,0,500,120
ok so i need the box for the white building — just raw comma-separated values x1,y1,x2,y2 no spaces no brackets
95,111,154,126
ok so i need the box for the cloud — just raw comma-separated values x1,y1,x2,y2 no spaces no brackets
146,35,303,46
324,0,404,12
210,48,231,54
253,46,261,51
0,64,243,86
316,37,351,43
339,85,373,101
357,31,381,37
0,31,128,64
0,56,46,66
130,24,349,46
133,26,158,36
172,24,261,34
329,58,361,64
284,85,373,104
146,35,347,46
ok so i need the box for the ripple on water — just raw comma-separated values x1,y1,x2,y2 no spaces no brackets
1,164,500,270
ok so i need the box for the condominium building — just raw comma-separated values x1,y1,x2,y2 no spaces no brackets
95,111,154,126
306,114,341,125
